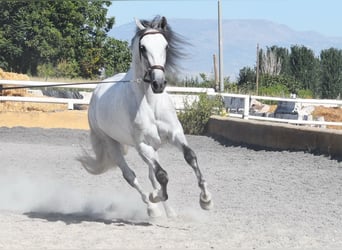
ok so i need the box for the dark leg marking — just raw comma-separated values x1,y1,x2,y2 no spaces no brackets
183,145,205,185
183,144,197,166
154,160,169,200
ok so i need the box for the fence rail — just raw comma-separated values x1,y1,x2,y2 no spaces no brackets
215,92,342,127
0,79,98,89
0,80,341,127
0,95,89,110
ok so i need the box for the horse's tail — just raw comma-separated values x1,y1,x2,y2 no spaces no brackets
78,148,109,175
77,129,114,175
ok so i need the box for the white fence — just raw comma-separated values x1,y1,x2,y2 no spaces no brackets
218,93,342,127
0,80,341,127
0,80,214,110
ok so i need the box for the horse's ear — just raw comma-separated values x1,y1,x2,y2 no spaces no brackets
159,16,167,30
135,18,145,30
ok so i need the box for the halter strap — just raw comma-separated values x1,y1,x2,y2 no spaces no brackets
143,65,165,83
149,65,165,72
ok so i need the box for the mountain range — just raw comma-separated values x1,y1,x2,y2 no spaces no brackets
109,19,342,80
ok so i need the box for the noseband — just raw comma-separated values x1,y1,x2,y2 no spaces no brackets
139,31,166,83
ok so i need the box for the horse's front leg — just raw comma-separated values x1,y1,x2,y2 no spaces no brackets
137,143,169,203
172,132,213,210
147,164,177,218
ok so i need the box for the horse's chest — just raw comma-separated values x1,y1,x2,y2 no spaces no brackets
133,103,162,147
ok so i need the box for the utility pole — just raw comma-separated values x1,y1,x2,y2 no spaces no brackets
218,0,224,92
213,54,220,91
256,43,260,95
213,54,219,91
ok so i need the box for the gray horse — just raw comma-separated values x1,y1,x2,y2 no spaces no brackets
79,16,213,217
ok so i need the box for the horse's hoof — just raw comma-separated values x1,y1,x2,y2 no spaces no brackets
199,192,213,210
147,203,162,218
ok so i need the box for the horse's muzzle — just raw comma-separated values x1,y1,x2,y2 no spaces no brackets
151,79,167,93
147,65,167,94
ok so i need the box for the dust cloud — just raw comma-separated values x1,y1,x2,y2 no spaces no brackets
0,171,148,221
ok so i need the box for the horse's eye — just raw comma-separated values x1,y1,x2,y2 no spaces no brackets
166,44,169,50
140,45,146,52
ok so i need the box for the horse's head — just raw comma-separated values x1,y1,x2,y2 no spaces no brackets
134,16,169,94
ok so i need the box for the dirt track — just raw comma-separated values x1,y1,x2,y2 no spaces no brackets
0,127,341,249
0,111,89,129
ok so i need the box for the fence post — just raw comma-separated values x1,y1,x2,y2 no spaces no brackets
243,95,250,120
67,101,74,110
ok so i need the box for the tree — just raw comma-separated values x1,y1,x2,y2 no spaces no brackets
0,1,129,78
259,47,282,76
258,46,291,76
271,46,291,75
101,38,131,77
289,45,319,94
237,66,256,92
239,44,342,98
320,48,342,99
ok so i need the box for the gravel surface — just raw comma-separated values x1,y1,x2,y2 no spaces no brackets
0,127,341,249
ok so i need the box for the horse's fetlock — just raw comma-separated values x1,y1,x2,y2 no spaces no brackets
199,180,207,189
156,169,169,185
154,160,169,185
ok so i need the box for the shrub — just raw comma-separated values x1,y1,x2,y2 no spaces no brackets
297,89,313,99
56,59,79,79
259,84,290,97
178,94,223,135
37,63,55,80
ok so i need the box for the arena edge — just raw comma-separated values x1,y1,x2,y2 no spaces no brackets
207,116,342,160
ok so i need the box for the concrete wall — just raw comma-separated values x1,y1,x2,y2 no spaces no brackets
207,115,342,159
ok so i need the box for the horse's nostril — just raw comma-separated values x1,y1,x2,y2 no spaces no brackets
164,80,167,85
152,80,159,90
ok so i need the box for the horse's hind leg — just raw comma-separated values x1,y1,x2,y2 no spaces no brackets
182,144,213,210
171,132,213,210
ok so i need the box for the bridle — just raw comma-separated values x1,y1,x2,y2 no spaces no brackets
138,31,167,83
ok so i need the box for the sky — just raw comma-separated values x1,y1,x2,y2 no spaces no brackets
108,0,342,38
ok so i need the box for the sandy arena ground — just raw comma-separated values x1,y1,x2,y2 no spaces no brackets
0,125,341,249
0,110,89,130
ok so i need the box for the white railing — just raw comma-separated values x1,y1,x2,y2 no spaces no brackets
0,95,89,110
0,80,341,127
0,79,98,89
0,80,215,92
214,92,342,127
0,79,95,108
0,80,215,110
0,80,214,109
